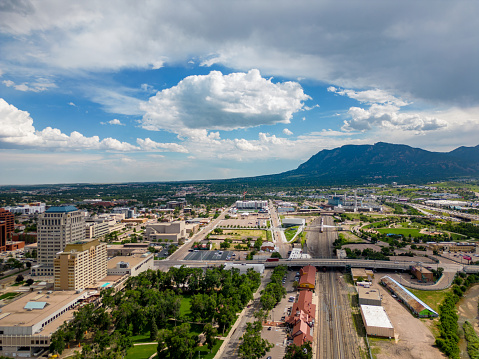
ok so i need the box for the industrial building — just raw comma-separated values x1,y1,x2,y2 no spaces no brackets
360,305,395,338
357,286,381,306
380,276,438,317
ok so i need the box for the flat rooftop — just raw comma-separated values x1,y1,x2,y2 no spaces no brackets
107,254,152,269
358,286,381,301
360,305,394,329
0,290,86,335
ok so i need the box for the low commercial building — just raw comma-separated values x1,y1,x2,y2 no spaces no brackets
357,286,381,306
380,276,438,317
282,218,305,228
360,305,395,338
298,265,316,290
144,221,186,242
106,243,150,257
107,253,154,277
235,200,268,210
6,241,25,251
0,289,91,358
411,266,434,282
223,263,265,275
428,242,477,253
351,268,374,282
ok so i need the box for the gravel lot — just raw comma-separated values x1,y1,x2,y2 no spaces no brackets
369,274,446,359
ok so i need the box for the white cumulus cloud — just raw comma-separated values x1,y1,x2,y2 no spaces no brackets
140,69,310,135
0,98,186,153
283,128,293,135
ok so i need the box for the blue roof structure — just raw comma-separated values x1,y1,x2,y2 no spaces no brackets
45,205,78,213
24,302,47,310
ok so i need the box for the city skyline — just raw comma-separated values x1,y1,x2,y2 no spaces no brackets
1,1,479,184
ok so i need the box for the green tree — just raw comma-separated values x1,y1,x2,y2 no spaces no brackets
284,342,313,359
203,323,218,353
238,321,273,359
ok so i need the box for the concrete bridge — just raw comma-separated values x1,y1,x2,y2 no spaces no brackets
156,257,478,274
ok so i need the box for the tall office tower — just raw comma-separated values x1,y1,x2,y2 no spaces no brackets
34,206,85,276
0,208,14,240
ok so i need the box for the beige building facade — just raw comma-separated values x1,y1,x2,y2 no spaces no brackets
34,206,85,276
54,239,107,290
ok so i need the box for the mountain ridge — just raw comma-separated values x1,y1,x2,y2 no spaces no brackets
231,142,479,185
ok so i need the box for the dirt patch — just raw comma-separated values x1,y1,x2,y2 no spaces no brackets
343,243,382,251
369,274,446,359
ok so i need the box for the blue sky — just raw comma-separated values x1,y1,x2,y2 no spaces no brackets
1,1,479,185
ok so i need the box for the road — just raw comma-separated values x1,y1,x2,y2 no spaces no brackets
167,206,233,261
269,200,292,258
217,269,272,358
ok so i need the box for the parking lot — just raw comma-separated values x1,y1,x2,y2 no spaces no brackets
183,250,235,261
261,326,288,358
270,269,299,323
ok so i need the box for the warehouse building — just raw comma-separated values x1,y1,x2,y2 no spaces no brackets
357,286,381,306
380,276,438,317
360,305,395,338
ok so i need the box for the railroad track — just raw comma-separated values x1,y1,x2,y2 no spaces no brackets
313,215,361,359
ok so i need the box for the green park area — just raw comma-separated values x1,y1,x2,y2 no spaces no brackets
284,226,299,241
375,227,422,238
220,229,266,240
409,288,452,312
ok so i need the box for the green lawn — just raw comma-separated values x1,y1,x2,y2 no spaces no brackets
284,227,299,241
130,333,153,344
180,295,192,318
194,339,224,359
0,292,19,300
126,344,158,359
409,287,452,312
376,228,422,237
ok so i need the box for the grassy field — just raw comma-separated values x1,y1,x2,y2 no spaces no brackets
0,292,19,300
284,227,299,241
126,344,158,359
409,287,452,312
179,295,192,317
130,333,153,344
222,229,266,240
193,340,224,359
376,228,422,237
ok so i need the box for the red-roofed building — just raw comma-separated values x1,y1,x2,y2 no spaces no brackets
298,265,316,289
286,273,316,348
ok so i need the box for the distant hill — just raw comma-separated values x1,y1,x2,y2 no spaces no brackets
233,142,479,185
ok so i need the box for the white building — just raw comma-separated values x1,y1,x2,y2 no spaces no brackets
235,201,268,210
223,263,265,275
107,253,154,276
5,202,46,215
33,206,85,276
